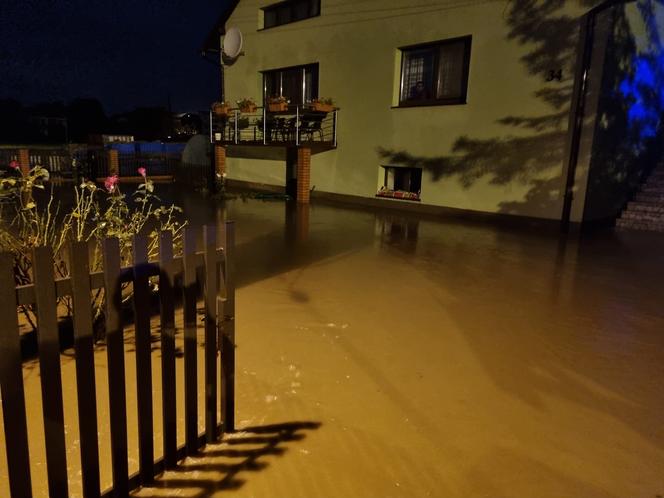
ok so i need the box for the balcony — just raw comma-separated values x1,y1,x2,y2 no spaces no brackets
209,105,338,151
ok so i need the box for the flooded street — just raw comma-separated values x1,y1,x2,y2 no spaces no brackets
3,188,664,497
158,190,664,498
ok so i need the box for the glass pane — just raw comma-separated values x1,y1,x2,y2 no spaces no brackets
264,9,277,28
277,4,292,25
304,64,319,102
294,0,309,20
264,72,280,101
282,67,302,105
310,0,320,16
401,48,436,102
436,41,466,100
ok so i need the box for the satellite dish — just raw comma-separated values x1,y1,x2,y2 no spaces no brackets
222,27,243,60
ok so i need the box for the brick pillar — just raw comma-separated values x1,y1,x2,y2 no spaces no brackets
215,144,226,177
18,148,30,177
295,204,310,242
296,147,311,204
18,149,31,204
107,149,119,176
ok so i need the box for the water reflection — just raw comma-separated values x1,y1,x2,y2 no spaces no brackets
284,201,310,243
375,214,419,254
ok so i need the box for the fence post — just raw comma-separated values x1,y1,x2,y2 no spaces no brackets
32,245,69,497
69,240,101,498
103,238,129,496
0,253,33,498
182,228,199,454
159,231,178,468
220,221,236,432
133,235,155,484
204,225,219,442
108,149,119,177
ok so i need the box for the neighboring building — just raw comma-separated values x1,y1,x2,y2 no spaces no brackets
89,134,135,145
203,0,664,227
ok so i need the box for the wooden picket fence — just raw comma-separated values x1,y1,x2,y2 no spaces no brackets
0,223,236,497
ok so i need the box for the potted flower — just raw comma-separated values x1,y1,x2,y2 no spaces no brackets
309,98,336,113
237,98,258,113
267,96,290,112
212,101,231,116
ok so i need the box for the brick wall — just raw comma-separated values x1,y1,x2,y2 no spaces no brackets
296,147,311,204
215,145,226,177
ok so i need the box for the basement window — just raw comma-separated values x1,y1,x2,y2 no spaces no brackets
377,166,422,201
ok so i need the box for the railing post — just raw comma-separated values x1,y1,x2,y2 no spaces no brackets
209,110,213,144
296,106,300,146
234,110,239,145
263,107,267,145
333,110,338,147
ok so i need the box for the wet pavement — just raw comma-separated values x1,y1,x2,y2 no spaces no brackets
155,188,664,498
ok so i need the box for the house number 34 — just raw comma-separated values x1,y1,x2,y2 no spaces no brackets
546,69,563,81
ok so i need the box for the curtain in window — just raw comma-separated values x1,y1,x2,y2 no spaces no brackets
436,41,466,100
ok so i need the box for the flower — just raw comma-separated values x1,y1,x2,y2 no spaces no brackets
104,175,119,193
9,160,19,170
138,167,146,178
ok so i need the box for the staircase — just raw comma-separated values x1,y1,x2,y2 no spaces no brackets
616,166,664,232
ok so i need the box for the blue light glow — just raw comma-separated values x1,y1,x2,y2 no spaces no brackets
617,1,664,143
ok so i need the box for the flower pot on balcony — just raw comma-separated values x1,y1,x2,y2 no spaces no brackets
268,102,289,112
239,103,258,113
212,102,230,116
310,102,335,113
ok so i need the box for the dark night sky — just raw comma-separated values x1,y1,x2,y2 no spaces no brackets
0,0,227,114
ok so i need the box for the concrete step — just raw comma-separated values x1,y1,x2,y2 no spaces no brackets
635,192,664,203
645,179,664,189
639,185,664,194
616,218,664,232
625,201,664,214
620,210,664,222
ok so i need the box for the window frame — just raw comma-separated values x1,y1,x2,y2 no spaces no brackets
260,0,321,30
261,63,320,106
397,35,472,108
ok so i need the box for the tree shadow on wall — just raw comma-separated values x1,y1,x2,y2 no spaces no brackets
378,0,624,220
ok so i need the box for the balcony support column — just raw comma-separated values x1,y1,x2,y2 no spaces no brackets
296,147,311,204
214,144,226,192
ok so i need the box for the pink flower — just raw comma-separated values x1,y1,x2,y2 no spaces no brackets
104,175,119,193
138,167,146,178
9,160,19,170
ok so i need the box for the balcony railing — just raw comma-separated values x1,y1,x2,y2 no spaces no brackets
209,106,338,148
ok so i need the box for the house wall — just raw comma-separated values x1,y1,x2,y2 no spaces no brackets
222,0,596,221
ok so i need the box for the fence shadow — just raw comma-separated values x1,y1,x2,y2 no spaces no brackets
132,422,321,497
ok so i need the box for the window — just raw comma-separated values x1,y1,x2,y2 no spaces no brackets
377,166,422,201
263,63,319,106
263,0,320,29
399,36,471,107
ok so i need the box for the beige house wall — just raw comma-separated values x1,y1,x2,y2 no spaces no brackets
222,0,595,221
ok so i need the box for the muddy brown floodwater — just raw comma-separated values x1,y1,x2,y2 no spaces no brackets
2,188,664,497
